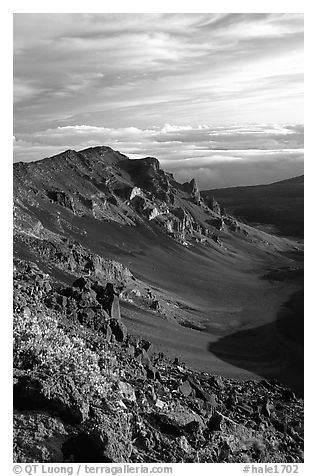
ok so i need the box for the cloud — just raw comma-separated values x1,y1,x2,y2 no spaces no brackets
14,123,304,189
13,14,304,188
14,13,303,134
172,153,304,189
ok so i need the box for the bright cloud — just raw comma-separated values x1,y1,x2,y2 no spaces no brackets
13,13,304,188
13,123,304,189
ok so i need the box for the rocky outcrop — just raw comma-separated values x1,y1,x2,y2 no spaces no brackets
129,187,144,201
13,259,304,464
47,190,76,213
189,178,201,204
47,276,126,336
206,217,225,231
223,217,248,236
14,235,133,285
161,209,194,244
14,146,252,249
208,196,222,215
181,178,201,205
119,156,170,203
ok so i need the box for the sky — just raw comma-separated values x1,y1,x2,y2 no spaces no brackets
13,13,304,189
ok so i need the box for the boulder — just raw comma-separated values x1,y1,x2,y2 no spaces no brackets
223,216,238,232
77,308,95,325
118,381,136,403
56,294,68,308
76,308,109,334
109,319,127,342
262,400,272,418
169,404,205,431
187,377,216,403
179,380,193,398
211,233,222,245
72,276,91,290
104,322,112,342
151,414,183,437
110,294,121,320
139,340,155,357
100,283,121,319
150,300,161,311
134,436,154,451
144,363,157,380
209,375,225,391
155,399,165,410
207,411,223,431
126,345,136,357
23,307,31,319
139,349,151,367
178,435,192,454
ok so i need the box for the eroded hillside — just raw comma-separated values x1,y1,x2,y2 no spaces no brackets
13,146,304,463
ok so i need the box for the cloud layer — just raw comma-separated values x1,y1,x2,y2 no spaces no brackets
13,123,304,189
13,13,304,188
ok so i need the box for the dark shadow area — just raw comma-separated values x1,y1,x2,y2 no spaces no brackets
276,289,304,346
62,432,112,463
208,290,304,397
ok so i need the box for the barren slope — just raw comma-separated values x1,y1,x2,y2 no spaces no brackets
13,147,304,394
202,175,304,239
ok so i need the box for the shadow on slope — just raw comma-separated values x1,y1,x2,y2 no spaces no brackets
208,290,304,396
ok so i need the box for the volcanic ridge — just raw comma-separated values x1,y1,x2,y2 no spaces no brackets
13,146,304,463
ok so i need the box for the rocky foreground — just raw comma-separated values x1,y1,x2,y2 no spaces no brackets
13,259,304,463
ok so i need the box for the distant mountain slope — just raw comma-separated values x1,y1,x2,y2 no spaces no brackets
202,175,304,239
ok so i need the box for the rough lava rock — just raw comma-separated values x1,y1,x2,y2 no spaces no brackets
13,259,304,463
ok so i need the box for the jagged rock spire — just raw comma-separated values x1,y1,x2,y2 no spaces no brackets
189,178,201,204
210,196,221,215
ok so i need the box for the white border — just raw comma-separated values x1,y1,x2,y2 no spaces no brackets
2,2,312,474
